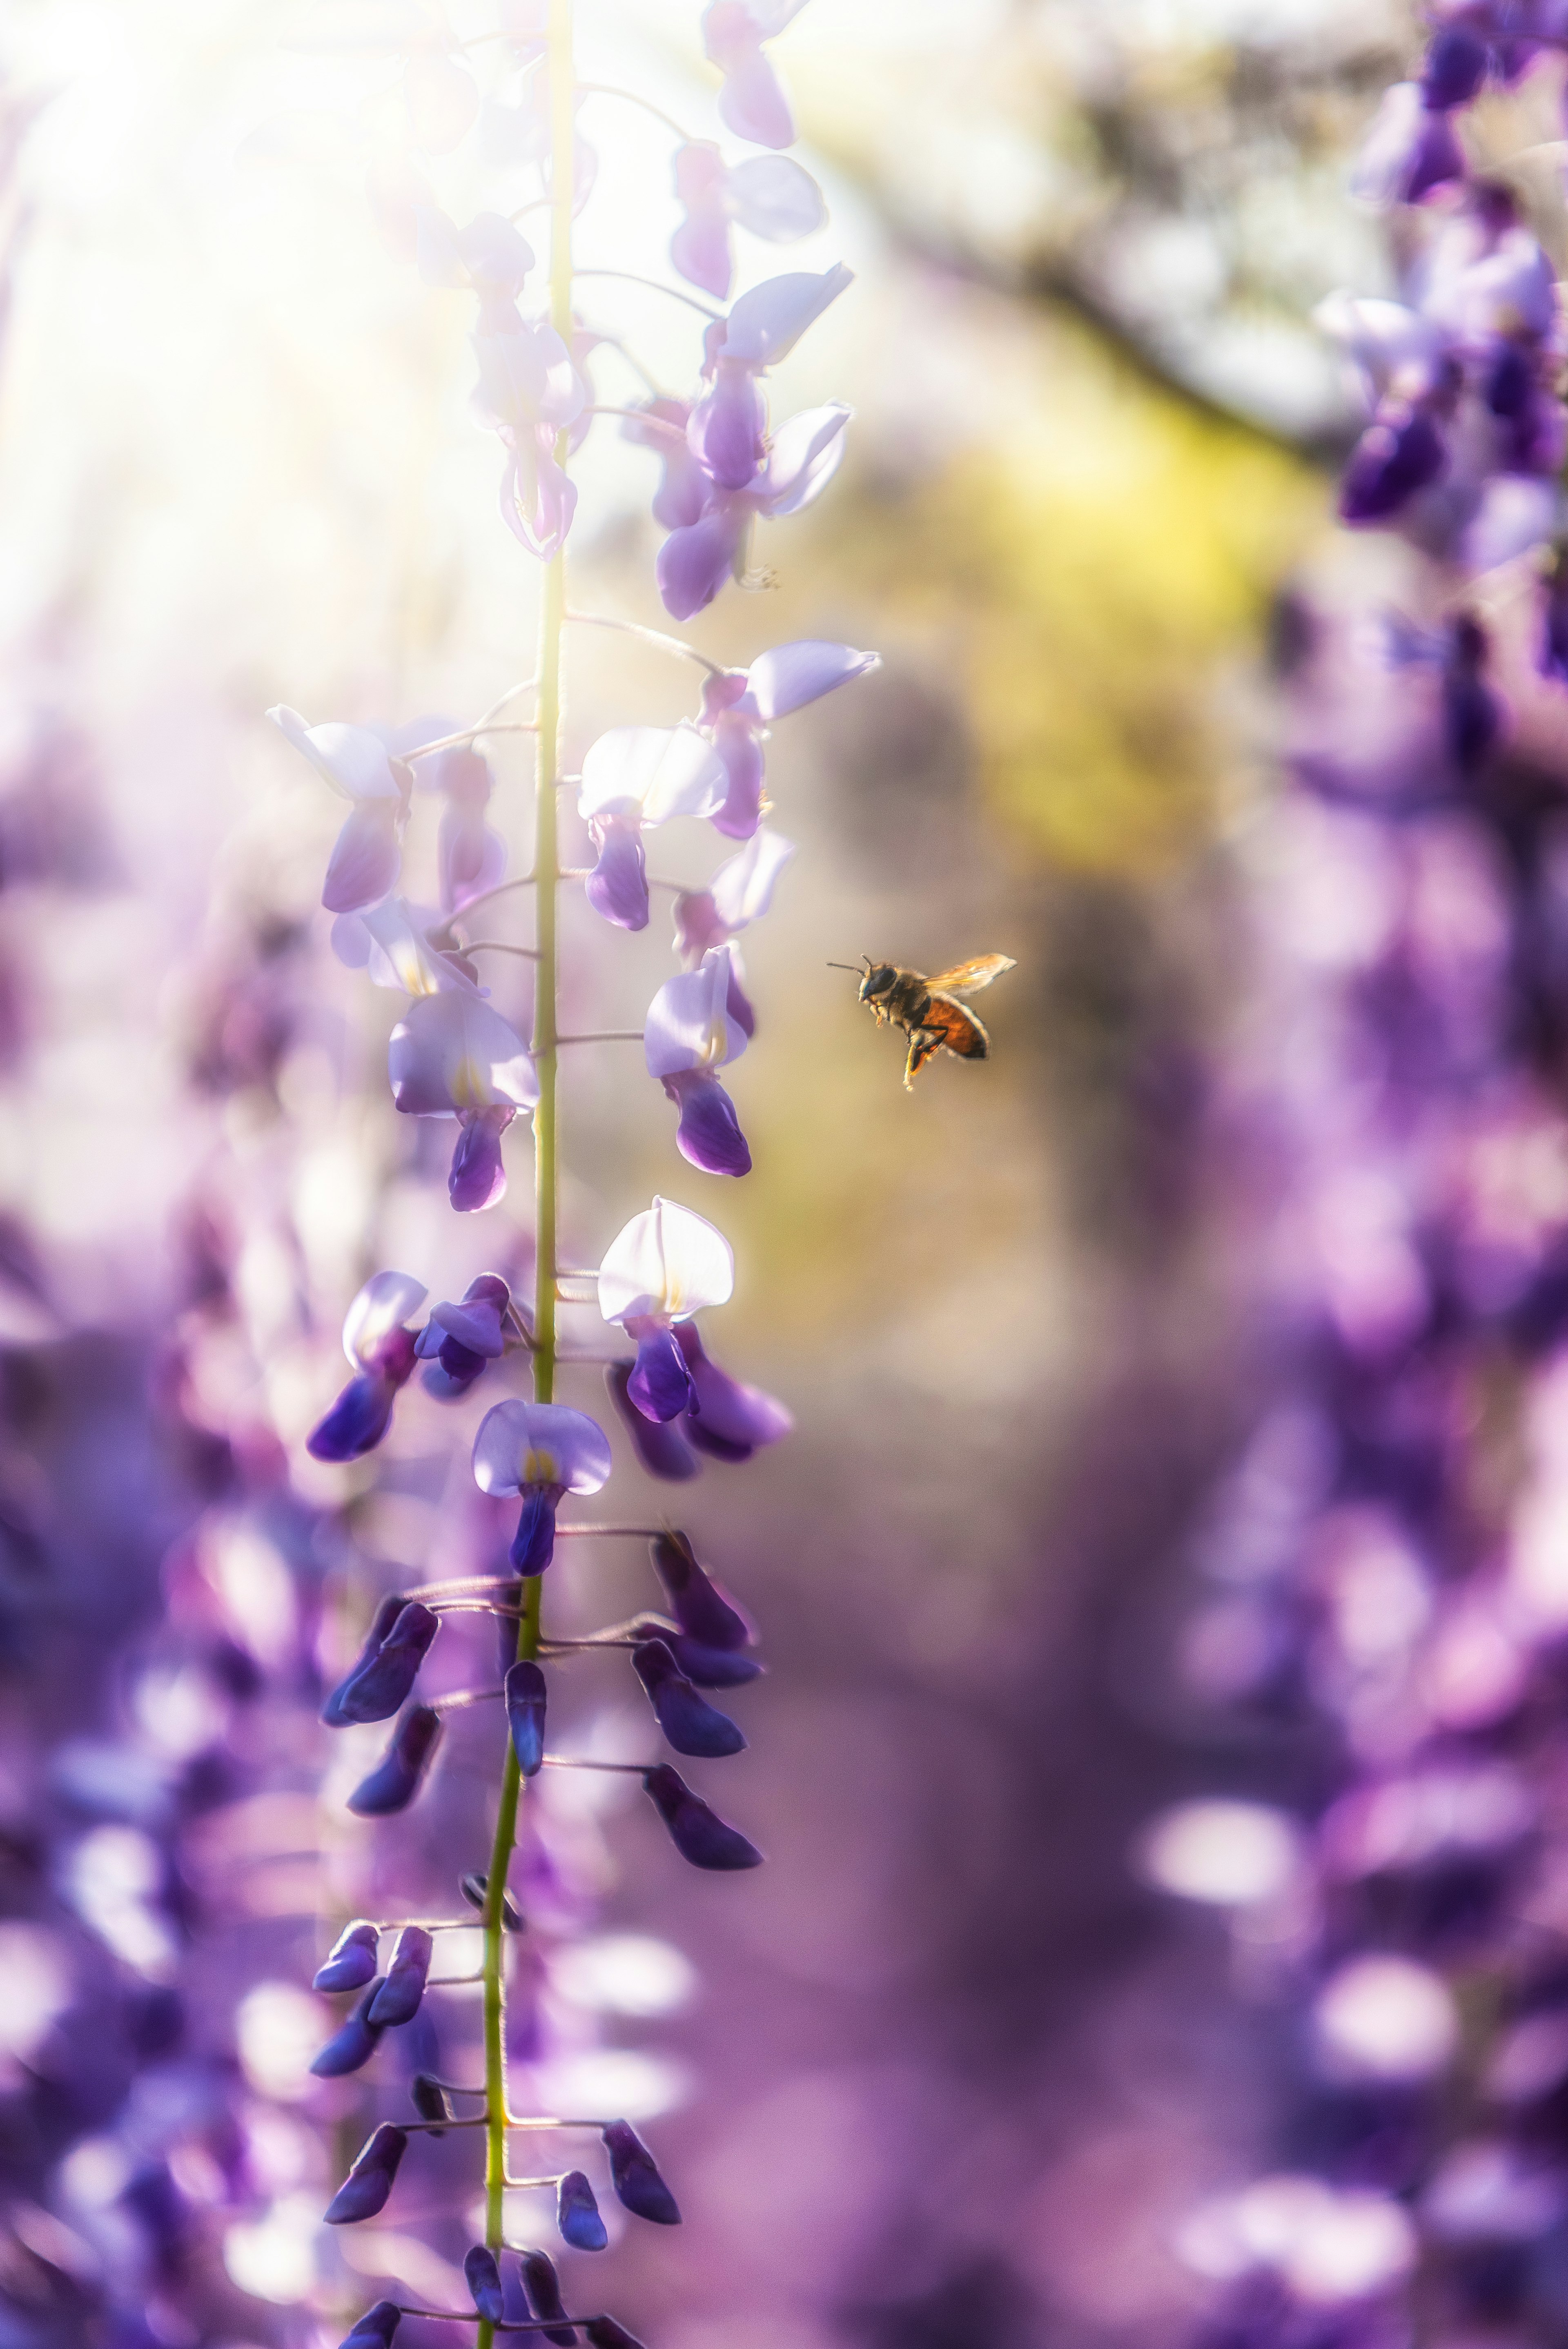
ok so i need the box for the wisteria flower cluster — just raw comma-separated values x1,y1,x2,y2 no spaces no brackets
1149,18,1568,2346
264,4,875,2344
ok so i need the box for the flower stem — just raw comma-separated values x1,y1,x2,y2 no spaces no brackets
478,2,573,2338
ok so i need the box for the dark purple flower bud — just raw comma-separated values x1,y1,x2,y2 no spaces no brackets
1443,613,1502,773
606,1363,701,1480
310,1979,386,2078
585,815,650,931
629,1326,695,1423
334,1603,441,1725
1339,399,1447,524
1421,27,1488,109
325,2125,408,2224
650,1530,753,1651
634,1637,747,1757
557,2169,608,2252
322,1594,408,1726
347,1704,443,1816
662,1070,752,1177
584,2320,648,2349
505,1658,548,1776
512,1485,563,1574
314,1919,380,1993
450,1101,515,1212
410,2073,452,2136
308,1371,400,1462
368,1926,434,2027
338,2302,401,2349
601,2120,682,2225
642,1763,763,1869
520,2248,577,2346
464,2244,506,2324
674,1322,791,1455
460,1870,526,1930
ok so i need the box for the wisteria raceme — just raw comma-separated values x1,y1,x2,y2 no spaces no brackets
1149,20,1568,2347
261,3,871,2343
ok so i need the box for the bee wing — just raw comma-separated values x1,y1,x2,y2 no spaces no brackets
920,995,990,1061
922,953,1016,997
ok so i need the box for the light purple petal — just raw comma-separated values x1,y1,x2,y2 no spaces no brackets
579,727,728,825
657,505,748,621
677,1319,792,1449
474,307,584,433
324,805,403,914
727,152,826,242
424,1276,511,1357
722,267,853,370
344,1271,429,1371
737,640,880,721
499,431,578,561
707,711,766,839
624,398,710,530
759,403,851,516
665,1070,752,1177
710,827,795,928
715,42,795,149
450,1104,513,1211
672,142,733,298
388,992,539,1117
440,809,507,913
688,360,767,492
629,1325,696,1422
585,815,651,932
361,897,478,997
268,706,402,802
473,1399,613,1496
674,888,728,965
645,949,748,1077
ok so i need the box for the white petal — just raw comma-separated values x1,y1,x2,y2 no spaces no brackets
644,948,747,1078
267,705,401,802
579,725,727,825
597,1197,735,1325
343,1270,428,1368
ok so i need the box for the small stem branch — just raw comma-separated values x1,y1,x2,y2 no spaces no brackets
566,608,726,678
557,1029,644,1044
404,2115,491,2133
574,265,723,316
586,402,686,440
406,720,539,760
464,940,543,960
539,1755,650,1775
432,1687,505,1713
576,80,694,140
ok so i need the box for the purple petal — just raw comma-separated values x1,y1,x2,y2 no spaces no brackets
633,1636,747,1756
520,2250,577,2348
511,1485,562,1574
1339,402,1448,525
347,1707,443,1817
645,953,747,1077
314,1920,380,1994
629,1326,696,1422
1352,80,1466,206
757,403,850,516
641,1761,763,1869
310,1981,385,2079
737,639,880,722
325,2126,408,2224
688,359,767,492
307,1373,398,1463
672,142,734,297
473,1398,614,1494
499,429,579,558
606,1361,702,1480
464,2246,506,2327
622,397,710,529
714,39,795,149
676,1321,791,1449
708,710,766,838
728,963,756,1037
657,505,748,621
557,2169,608,2253
721,266,853,368
334,1603,441,1725
710,827,795,928
505,1658,548,1776
450,1104,515,1212
673,887,728,963
324,805,402,914
322,1595,408,1727
339,2301,401,2349
650,1529,755,1650
1421,27,1488,110
585,816,650,931
602,2120,682,2225
389,992,537,1118
727,152,825,241
665,1071,752,1177
366,1926,434,2026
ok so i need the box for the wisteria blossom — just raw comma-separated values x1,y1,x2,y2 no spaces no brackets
578,722,728,929
697,635,880,836
472,1398,614,1572
307,1270,427,1461
670,140,825,299
675,825,795,1032
702,0,808,148
267,704,411,912
645,945,751,1175
598,1196,735,1420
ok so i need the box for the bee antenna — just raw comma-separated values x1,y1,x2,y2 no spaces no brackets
825,962,862,972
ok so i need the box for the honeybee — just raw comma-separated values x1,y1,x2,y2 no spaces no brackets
831,953,1018,1090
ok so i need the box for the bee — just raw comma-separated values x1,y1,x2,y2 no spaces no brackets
830,954,1018,1091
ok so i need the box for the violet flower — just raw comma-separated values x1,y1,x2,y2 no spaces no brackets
505,1656,548,1776
577,724,728,931
414,1271,519,1398
307,1270,427,1462
558,2168,608,2251
348,1704,443,1816
310,1979,386,2079
315,1919,380,1993
267,705,411,913
429,742,508,912
675,1318,792,1457
597,1197,734,1420
325,2125,409,2224
644,945,752,1175
324,1601,441,1726
465,2244,506,2325
472,1398,613,1572
702,0,810,149
340,2304,401,2349
521,2249,577,2345
641,1762,763,1870
469,263,586,561
368,1925,434,2026
697,637,880,838
674,826,795,1034
650,1528,755,1650
656,397,851,618
670,139,825,299
633,1634,747,1756
602,2119,682,2225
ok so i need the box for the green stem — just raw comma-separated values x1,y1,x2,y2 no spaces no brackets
479,2,573,2337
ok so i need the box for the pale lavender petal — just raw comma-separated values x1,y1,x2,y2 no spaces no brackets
664,1070,752,1177
722,267,853,369
345,1271,429,1371
439,809,507,913
623,398,709,530
457,211,534,295
759,403,851,515
580,726,728,825
673,888,728,965
422,1275,512,1358
324,805,403,914
268,706,402,802
727,152,825,242
713,37,795,149
708,711,766,839
388,992,539,1116
449,1103,514,1211
710,827,795,928
500,430,579,559
360,897,475,996
473,1399,614,1495
737,639,880,721
727,957,756,1037
585,815,650,932
672,142,733,299
689,360,767,492
645,950,747,1077
657,505,748,621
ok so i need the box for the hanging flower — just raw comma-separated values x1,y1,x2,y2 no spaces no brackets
670,140,825,299
414,1272,522,1398
472,1399,613,1573
702,0,811,149
307,1271,428,1462
696,637,879,837
577,724,728,931
644,946,752,1176
267,705,412,913
597,1198,735,1421
656,399,851,619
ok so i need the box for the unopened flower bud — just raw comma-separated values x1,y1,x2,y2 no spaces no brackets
520,2247,578,2345
325,2124,409,2224
460,1870,526,1930
602,2119,681,2225
322,1595,408,1726
368,1926,434,2027
332,1602,441,1725
641,1763,763,1869
649,1530,753,1651
505,1658,548,1776
464,2243,506,2324
348,1705,443,1816
410,2073,452,2135
557,2168,608,2251
633,1637,746,1757
310,1978,386,2077
339,2302,401,2348
314,1919,379,1993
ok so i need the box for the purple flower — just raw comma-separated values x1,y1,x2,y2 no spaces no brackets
414,1272,519,1398
326,1601,441,1726
645,947,751,1175
464,2244,506,2325
307,1271,427,1463
368,1926,434,2026
314,1919,380,1994
702,0,810,149
267,705,411,913
671,140,825,299
310,1979,385,2079
469,287,585,559
606,1360,702,1480
674,827,796,1034
649,1529,755,1651
347,1703,444,1816
339,2303,401,2349
597,1198,735,1421
520,2249,577,2347
380,922,537,1210
417,205,535,298
634,1619,765,1687
472,1399,613,1573
322,1592,409,1724
602,2120,682,2225
633,1636,747,1756
656,399,852,619
505,1657,548,1776
557,2168,608,2252
1382,608,1506,775
325,2124,409,2224
675,1319,792,1458
578,725,729,931
697,638,880,838
641,1762,763,1869
688,267,852,492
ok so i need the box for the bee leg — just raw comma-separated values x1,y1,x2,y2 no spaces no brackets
903,1031,931,1090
